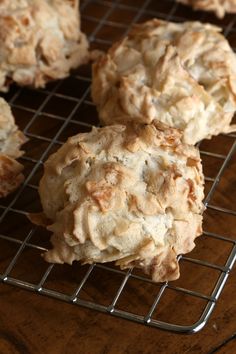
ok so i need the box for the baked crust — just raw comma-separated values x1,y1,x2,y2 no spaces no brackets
35,122,204,282
178,0,236,18
92,19,236,144
0,154,24,198
0,98,26,197
0,0,89,91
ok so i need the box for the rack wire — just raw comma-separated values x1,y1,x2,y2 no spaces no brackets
0,0,236,334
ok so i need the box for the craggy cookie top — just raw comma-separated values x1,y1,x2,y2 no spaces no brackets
0,98,26,197
36,122,204,282
92,19,236,144
0,98,26,158
0,0,88,91
178,0,236,18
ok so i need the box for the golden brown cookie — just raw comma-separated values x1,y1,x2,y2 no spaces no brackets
0,98,26,197
34,122,204,282
0,0,89,91
178,0,236,18
92,19,236,144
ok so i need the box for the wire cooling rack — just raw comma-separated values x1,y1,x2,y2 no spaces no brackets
0,0,236,334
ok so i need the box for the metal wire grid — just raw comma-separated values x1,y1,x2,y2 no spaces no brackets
0,0,235,334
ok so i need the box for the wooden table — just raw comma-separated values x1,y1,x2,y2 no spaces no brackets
0,89,235,354
0,149,235,354
0,1,236,353
0,266,235,354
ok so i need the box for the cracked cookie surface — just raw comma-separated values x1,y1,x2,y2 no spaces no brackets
0,0,89,91
35,122,204,282
92,19,236,144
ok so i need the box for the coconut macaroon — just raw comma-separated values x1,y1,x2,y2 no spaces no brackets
0,0,89,91
33,122,204,282
92,19,236,145
177,0,236,19
0,98,26,197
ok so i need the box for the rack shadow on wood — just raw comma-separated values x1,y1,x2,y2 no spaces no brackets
0,0,235,333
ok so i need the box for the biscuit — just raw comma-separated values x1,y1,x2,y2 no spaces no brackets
92,19,236,144
178,0,236,18
0,0,89,91
34,122,204,282
0,98,26,197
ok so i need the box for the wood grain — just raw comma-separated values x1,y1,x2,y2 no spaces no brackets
0,265,235,354
0,0,236,353
0,89,234,354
